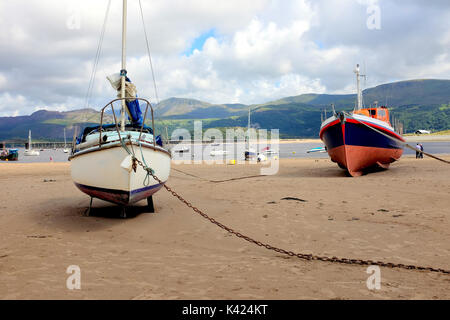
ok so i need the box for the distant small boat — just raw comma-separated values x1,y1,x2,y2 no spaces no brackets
245,148,257,160
210,150,229,156
24,130,40,156
415,130,431,134
307,147,326,153
173,146,189,153
0,148,19,161
262,147,278,155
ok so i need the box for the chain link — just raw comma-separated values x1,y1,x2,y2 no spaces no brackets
132,156,450,275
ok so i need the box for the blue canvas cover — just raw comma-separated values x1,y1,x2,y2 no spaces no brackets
75,73,163,147
124,76,143,126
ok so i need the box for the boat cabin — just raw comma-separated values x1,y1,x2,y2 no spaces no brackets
354,106,390,125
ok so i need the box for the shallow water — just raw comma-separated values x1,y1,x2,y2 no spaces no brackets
3,140,449,163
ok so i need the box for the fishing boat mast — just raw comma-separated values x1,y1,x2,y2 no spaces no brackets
354,64,366,110
354,64,362,110
120,0,128,131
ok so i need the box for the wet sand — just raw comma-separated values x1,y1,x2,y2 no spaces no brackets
0,157,449,299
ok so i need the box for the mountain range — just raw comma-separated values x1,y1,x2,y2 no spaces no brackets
1,79,449,141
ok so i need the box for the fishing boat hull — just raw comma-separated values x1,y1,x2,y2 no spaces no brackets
70,142,171,205
320,113,404,176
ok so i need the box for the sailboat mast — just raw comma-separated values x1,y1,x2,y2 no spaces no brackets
28,130,31,150
247,106,251,148
120,0,128,131
248,106,251,131
64,128,67,148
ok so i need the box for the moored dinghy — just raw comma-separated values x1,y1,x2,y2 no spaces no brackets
320,65,404,176
69,0,171,217
0,148,19,161
63,128,69,153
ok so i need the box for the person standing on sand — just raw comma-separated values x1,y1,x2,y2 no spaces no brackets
416,143,421,159
419,144,424,159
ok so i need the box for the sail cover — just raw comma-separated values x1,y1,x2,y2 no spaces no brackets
107,73,143,126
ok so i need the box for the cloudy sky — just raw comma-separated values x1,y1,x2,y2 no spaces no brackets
0,0,449,116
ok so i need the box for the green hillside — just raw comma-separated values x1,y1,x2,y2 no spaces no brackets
1,79,449,141
154,97,247,119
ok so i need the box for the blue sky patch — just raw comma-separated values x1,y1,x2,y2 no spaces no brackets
183,29,216,56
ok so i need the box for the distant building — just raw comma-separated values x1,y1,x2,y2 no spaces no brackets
415,130,431,134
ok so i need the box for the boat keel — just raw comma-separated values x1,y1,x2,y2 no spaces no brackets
147,196,155,213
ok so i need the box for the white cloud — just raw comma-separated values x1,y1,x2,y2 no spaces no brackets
0,93,28,116
0,0,449,116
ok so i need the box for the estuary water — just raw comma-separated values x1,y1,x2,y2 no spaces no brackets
3,141,449,163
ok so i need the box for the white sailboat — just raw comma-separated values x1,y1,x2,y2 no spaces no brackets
24,130,40,156
69,0,171,216
244,106,257,160
63,128,69,153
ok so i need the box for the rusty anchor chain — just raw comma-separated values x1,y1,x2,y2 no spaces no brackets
127,144,450,275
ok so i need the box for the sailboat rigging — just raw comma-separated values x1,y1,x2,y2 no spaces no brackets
69,0,171,216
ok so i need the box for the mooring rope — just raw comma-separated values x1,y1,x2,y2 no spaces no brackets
172,167,266,183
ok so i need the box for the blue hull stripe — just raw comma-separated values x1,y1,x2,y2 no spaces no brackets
322,121,403,150
75,182,165,205
322,122,344,150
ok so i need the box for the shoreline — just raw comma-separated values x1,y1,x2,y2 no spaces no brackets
403,134,450,142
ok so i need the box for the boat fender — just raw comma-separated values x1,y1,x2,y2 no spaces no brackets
120,155,133,172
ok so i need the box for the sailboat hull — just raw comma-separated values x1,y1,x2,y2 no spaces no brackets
320,114,404,176
74,181,163,205
70,142,171,205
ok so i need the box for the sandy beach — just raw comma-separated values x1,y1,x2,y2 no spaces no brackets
0,156,449,299
404,134,450,143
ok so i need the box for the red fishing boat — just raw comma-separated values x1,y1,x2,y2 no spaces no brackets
319,65,404,176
